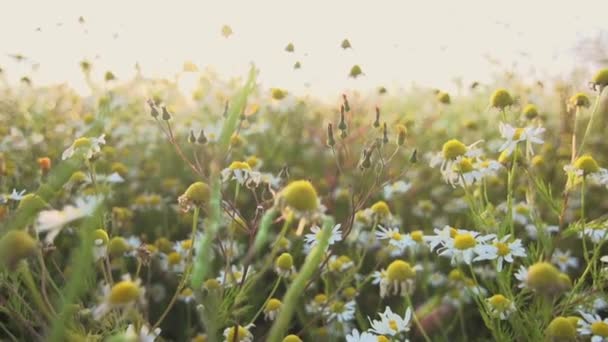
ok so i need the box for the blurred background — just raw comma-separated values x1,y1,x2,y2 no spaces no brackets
1,0,607,99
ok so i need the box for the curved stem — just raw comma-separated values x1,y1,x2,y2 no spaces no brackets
152,206,199,331
248,277,281,325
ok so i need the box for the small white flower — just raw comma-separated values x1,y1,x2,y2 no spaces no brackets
62,134,106,160
514,265,528,289
326,300,356,323
36,196,102,243
581,225,608,244
498,123,544,156
221,162,262,188
436,230,497,265
222,323,255,342
486,294,516,320
578,311,608,342
368,306,412,337
8,189,27,201
346,328,377,342
124,324,161,342
489,235,527,271
375,225,416,254
217,265,251,288
551,248,579,272
93,274,145,320
383,180,411,199
304,224,342,253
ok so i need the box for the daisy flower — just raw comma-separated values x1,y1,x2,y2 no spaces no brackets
383,180,411,199
7,189,27,201
486,294,516,320
368,306,412,337
304,224,342,253
578,311,608,342
36,196,102,243
217,265,251,288
93,274,145,319
436,230,497,265
564,155,608,186
222,324,255,342
263,298,282,321
498,123,544,156
551,249,579,272
346,329,378,342
220,161,262,188
326,300,356,323
62,134,106,160
490,235,527,271
430,139,483,185
124,324,161,342
375,225,415,254
379,260,418,298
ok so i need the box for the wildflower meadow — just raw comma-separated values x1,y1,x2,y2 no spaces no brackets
2,5,608,342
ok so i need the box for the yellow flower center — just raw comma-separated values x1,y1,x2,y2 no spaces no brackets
591,322,608,337
377,336,390,342
225,326,249,341
167,252,181,265
526,262,561,291
281,180,319,212
391,231,402,241
228,161,252,171
108,281,140,304
442,139,467,160
487,294,510,311
513,128,524,140
494,242,510,256
73,137,92,149
574,155,600,174
454,233,476,250
265,298,282,311
181,239,192,250
204,278,221,290
371,201,391,217
410,230,423,242
386,260,416,281
546,317,576,339
330,300,345,313
454,158,474,173
314,294,327,304
388,319,398,331
275,253,294,270
271,88,287,100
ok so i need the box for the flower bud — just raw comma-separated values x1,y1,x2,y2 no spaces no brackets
326,123,336,147
373,107,381,128
490,89,513,110
0,230,37,269
161,106,172,121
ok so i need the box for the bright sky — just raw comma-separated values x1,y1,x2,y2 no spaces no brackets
1,0,606,98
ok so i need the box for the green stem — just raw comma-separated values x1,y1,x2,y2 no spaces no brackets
405,294,432,342
153,206,199,331
267,216,335,342
18,263,53,320
581,177,589,264
248,277,281,324
577,89,604,156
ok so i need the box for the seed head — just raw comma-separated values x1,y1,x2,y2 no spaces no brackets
182,181,211,206
442,139,467,160
280,180,318,212
573,155,600,174
386,260,416,281
569,93,590,108
275,253,294,271
108,280,140,304
349,65,363,78
523,104,539,120
0,230,37,269
591,68,608,91
282,335,302,342
490,89,513,110
545,316,577,341
436,91,451,104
